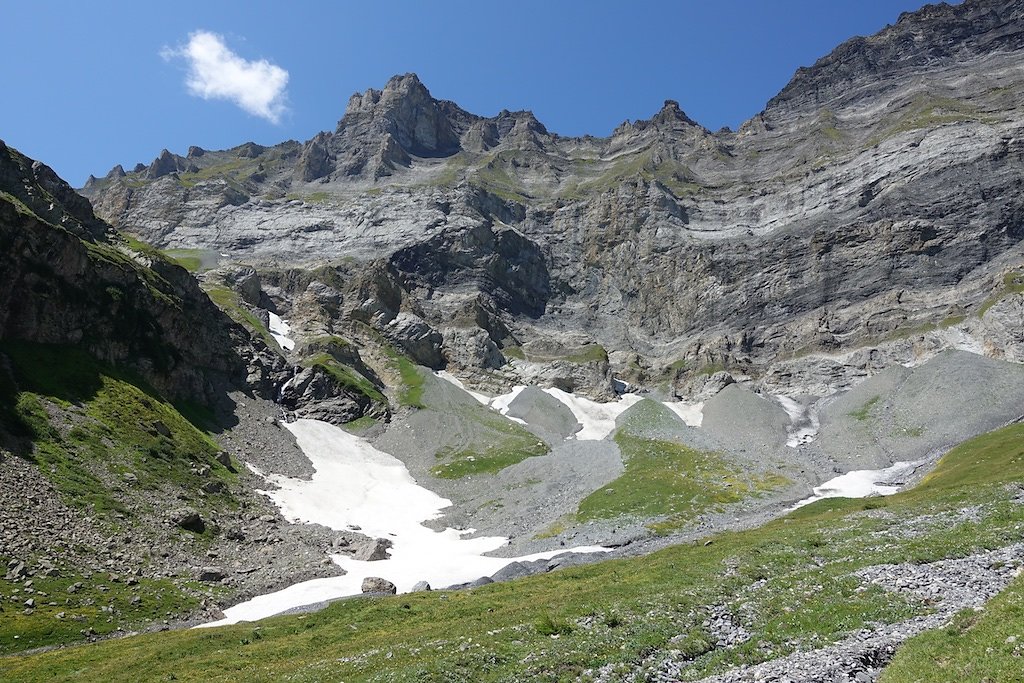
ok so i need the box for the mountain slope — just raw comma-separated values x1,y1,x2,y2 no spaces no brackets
0,144,398,652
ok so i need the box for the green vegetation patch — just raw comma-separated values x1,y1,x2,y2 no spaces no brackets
204,286,278,350
501,344,526,361
285,191,334,204
0,343,234,518
378,345,426,409
563,344,609,364
465,151,532,203
848,395,881,422
565,152,701,199
882,575,1024,682
176,158,260,187
0,568,202,655
431,410,549,479
868,94,999,147
576,400,787,534
7,421,1024,681
306,353,386,404
340,415,378,435
977,269,1024,318
160,248,219,273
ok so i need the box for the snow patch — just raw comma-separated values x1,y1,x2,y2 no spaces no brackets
267,312,295,351
490,385,527,415
202,419,608,626
542,388,644,440
776,396,820,448
790,459,924,510
662,400,704,427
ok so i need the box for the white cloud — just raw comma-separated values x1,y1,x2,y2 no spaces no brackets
162,31,289,124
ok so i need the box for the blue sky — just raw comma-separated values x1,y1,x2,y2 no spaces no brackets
3,1,942,186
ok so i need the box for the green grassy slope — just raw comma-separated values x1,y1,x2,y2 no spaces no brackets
6,417,1024,681
577,400,788,534
0,343,236,653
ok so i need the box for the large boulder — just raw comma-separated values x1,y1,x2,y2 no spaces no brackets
361,577,397,594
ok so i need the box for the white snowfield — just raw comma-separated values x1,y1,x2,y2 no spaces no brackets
202,419,608,627
790,459,924,510
267,312,295,351
661,400,704,428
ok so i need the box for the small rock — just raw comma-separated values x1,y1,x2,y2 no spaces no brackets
197,567,227,582
411,581,431,592
5,562,26,581
201,481,225,494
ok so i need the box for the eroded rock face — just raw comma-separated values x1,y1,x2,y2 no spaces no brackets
0,144,248,405
77,0,1024,396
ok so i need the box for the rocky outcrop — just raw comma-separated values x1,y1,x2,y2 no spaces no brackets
0,143,247,404
277,364,386,424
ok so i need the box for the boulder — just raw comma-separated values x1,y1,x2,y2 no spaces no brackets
361,577,397,594
411,581,431,592
169,507,205,533
385,313,444,369
490,561,541,583
353,538,393,562
676,370,736,401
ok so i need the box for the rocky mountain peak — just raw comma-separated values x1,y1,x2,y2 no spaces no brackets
146,148,186,180
336,72,461,157
651,99,698,128
610,99,706,140
342,72,431,115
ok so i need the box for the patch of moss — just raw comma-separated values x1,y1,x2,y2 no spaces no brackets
977,270,1024,318
431,410,549,479
0,568,202,655
577,401,787,534
563,344,609,364
501,345,526,361
341,415,378,435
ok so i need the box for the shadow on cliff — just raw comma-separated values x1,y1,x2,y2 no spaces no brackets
0,342,240,465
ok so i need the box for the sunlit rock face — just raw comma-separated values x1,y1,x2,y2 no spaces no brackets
80,0,1024,398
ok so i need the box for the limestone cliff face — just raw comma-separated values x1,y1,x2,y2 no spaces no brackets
79,0,1024,396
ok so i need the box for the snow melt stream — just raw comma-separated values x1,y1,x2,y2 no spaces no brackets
776,396,820,448
203,419,608,626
